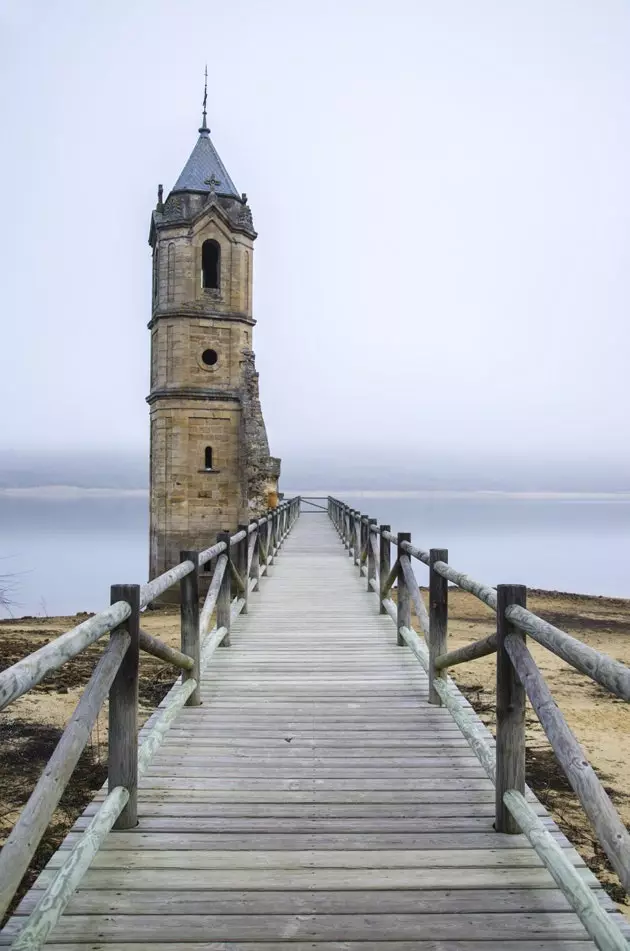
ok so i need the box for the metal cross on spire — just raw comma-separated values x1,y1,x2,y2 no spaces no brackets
199,65,209,133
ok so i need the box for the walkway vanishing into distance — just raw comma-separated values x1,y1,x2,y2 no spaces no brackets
3,514,628,948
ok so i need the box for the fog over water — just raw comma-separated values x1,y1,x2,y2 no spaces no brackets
1,3,629,614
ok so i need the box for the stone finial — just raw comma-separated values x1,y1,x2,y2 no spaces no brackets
199,65,210,134
156,184,164,211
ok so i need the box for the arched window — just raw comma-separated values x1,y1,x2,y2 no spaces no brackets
202,240,220,289
204,446,213,470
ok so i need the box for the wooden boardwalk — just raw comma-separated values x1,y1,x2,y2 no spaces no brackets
3,515,624,948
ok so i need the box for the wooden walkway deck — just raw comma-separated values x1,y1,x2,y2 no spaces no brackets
3,515,624,948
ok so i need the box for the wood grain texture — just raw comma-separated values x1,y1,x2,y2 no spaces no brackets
0,632,128,922
503,790,628,951
495,584,527,834
428,548,448,704
180,550,200,706
506,602,630,701
0,601,130,713
138,628,193,671
506,633,630,891
1,515,614,950
108,584,140,830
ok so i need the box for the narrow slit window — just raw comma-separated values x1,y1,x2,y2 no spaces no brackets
202,240,220,289
204,447,213,470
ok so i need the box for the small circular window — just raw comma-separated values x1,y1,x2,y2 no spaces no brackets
201,349,218,366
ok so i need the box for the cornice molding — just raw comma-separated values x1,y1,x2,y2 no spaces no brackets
146,387,242,405
148,309,256,330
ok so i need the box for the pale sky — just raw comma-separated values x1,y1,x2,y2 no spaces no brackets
1,0,628,484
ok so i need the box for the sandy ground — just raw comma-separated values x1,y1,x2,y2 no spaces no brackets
1,590,629,920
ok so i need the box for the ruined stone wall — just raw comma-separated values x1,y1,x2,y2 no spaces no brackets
240,350,281,515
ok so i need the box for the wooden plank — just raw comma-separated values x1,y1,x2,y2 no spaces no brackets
1,912,596,943
10,942,602,951
16,886,607,916
33,865,599,892
45,848,584,870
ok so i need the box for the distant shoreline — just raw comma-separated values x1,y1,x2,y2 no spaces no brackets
1,485,630,502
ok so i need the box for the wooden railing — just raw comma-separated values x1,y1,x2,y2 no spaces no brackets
328,496,630,951
0,497,300,946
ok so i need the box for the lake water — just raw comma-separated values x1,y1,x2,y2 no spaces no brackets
1,493,629,618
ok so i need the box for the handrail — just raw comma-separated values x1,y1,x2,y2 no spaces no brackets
0,601,131,712
0,495,301,934
327,494,630,951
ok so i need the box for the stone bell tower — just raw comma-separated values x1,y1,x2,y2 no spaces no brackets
148,79,280,587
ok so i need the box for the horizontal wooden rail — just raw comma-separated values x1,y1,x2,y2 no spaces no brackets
197,539,227,567
434,632,497,670
0,631,129,922
230,528,247,547
433,560,498,610
138,628,194,671
506,603,630,701
140,559,195,608
505,631,630,890
0,601,131,712
400,538,430,565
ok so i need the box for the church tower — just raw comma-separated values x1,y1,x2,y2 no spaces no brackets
148,80,280,588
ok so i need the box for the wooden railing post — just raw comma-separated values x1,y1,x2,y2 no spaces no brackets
269,509,276,566
360,515,368,575
379,525,391,615
251,524,260,592
354,512,361,567
428,548,448,706
180,551,200,706
345,506,352,551
366,517,377,591
396,532,411,646
237,524,249,614
217,531,232,648
108,583,140,829
496,583,527,833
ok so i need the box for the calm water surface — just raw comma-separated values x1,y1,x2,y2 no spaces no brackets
1,494,629,617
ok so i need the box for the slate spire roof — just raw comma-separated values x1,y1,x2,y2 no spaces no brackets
172,73,239,198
